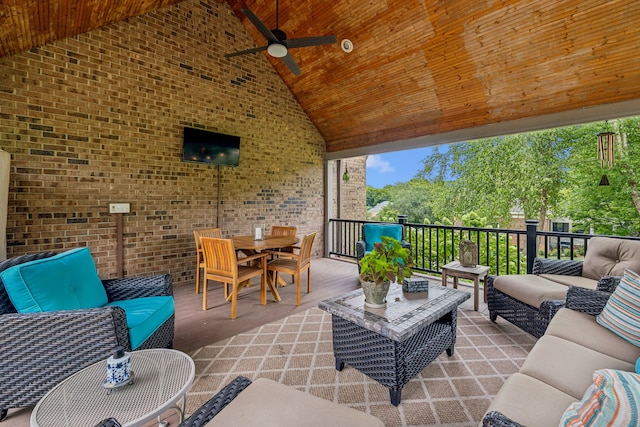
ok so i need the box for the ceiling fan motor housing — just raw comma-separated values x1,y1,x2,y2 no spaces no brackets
271,28,287,42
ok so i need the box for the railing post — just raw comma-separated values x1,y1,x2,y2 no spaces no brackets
397,215,407,224
526,220,538,274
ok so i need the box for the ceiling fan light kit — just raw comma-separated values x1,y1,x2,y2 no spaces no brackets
267,42,287,58
225,0,337,75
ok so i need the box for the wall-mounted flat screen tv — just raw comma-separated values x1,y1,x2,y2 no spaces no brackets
182,127,240,166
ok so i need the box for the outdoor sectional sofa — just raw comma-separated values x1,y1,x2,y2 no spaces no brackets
0,248,174,420
487,236,640,338
98,376,385,427
482,275,640,426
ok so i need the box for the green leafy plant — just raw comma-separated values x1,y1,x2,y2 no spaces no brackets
359,236,414,285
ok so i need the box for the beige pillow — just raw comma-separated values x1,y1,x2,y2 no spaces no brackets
583,237,640,280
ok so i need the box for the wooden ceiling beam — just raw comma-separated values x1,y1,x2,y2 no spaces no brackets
1,0,639,155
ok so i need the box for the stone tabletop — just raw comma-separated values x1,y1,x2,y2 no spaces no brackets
319,284,470,342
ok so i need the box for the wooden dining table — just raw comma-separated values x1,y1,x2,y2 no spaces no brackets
232,235,300,302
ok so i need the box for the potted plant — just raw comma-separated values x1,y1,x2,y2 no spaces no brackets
358,236,414,308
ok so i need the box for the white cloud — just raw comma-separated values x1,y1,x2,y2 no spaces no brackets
366,155,394,173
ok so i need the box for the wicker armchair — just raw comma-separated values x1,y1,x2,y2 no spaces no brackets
487,256,621,338
487,258,577,338
0,252,174,420
487,236,640,338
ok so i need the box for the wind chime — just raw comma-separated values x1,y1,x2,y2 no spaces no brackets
597,130,615,186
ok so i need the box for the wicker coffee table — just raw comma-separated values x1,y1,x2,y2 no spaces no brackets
319,284,470,406
31,348,195,427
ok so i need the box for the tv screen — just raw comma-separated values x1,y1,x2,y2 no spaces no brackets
182,127,240,166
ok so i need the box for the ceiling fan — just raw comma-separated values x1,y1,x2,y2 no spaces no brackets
225,0,337,75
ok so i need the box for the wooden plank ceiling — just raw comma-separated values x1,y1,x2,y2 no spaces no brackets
2,0,640,156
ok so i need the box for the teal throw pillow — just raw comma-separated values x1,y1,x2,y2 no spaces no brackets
363,223,403,252
1,247,107,313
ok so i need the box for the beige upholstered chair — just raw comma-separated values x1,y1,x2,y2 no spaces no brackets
193,228,222,294
267,232,316,305
200,237,267,319
488,236,640,337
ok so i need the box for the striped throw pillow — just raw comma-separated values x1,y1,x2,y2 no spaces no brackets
559,369,640,426
596,269,640,346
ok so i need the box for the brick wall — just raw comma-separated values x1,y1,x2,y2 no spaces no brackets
0,0,327,286
330,157,366,220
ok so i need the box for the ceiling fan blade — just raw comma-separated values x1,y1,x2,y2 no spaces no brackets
225,46,268,58
286,35,337,49
281,53,301,76
241,8,278,43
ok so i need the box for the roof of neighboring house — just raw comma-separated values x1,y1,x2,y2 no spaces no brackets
368,201,390,216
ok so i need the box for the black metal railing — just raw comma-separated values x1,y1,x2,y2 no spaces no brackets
328,217,640,276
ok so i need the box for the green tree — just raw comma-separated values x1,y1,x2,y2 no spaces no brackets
376,205,400,222
386,178,434,223
419,129,571,228
366,186,391,208
405,211,525,275
557,118,640,236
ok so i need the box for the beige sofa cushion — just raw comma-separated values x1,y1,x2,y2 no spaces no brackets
582,237,640,280
539,274,597,289
519,335,634,399
494,274,568,308
205,377,385,426
546,308,640,364
484,372,576,427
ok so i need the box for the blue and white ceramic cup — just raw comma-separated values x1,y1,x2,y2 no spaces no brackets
106,347,131,385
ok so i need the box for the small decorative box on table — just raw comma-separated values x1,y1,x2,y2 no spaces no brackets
402,276,429,293
319,285,470,406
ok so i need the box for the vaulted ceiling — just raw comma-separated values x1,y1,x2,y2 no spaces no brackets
2,0,640,159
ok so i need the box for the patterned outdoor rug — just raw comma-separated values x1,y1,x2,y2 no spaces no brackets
184,306,537,427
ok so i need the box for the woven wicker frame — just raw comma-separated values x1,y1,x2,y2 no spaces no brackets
330,309,456,406
0,252,174,415
482,411,526,427
486,275,564,338
180,376,252,427
487,257,617,338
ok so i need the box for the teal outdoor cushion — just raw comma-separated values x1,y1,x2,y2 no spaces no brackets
363,223,403,252
1,247,108,313
108,296,174,349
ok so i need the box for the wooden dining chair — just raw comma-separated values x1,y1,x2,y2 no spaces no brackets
269,225,297,284
267,232,316,305
200,237,268,319
193,228,223,294
270,225,297,249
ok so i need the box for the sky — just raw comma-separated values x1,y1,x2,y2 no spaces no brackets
366,147,436,188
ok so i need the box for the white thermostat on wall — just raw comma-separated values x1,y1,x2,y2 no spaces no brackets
109,203,130,214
